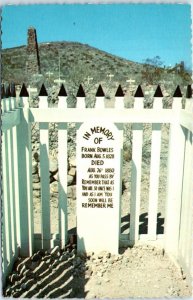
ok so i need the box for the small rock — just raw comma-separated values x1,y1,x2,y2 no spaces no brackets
67,185,76,200
50,181,58,193
28,260,39,271
67,175,74,186
98,251,111,259
20,264,27,275
20,283,27,291
68,167,76,177
33,152,39,162
12,291,21,297
51,246,60,256
32,162,38,174
33,182,41,190
9,273,20,283
59,254,68,262
49,158,58,173
53,172,59,181
33,261,47,276
32,253,42,262
85,269,93,277
69,156,76,167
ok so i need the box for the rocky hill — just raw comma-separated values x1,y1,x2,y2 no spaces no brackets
2,41,191,92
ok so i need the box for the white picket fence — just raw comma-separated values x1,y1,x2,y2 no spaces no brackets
1,83,193,287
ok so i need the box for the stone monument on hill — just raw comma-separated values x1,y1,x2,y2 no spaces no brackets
26,27,41,75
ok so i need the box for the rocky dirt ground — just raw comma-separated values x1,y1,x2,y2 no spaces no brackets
4,244,192,298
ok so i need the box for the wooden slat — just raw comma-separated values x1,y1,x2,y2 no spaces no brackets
2,132,12,263
2,194,8,286
148,97,163,240
2,109,21,131
58,123,68,248
130,96,144,243
16,106,34,256
2,132,8,282
12,125,21,254
39,95,51,249
57,95,68,248
7,128,17,255
147,124,161,240
164,97,185,257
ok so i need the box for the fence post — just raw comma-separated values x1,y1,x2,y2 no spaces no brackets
58,84,68,248
16,84,34,257
130,85,144,243
164,86,185,257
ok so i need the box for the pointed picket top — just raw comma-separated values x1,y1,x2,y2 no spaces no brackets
1,84,5,99
77,84,86,97
58,84,67,97
5,84,11,98
115,85,124,97
186,85,192,99
173,85,182,98
39,84,48,96
10,82,16,97
134,85,144,97
20,83,29,97
154,85,163,97
96,84,105,97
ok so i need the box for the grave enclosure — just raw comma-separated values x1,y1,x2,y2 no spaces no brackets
1,83,193,288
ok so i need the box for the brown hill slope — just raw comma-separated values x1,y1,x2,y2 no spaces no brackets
2,41,191,89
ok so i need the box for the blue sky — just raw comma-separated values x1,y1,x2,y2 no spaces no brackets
2,4,192,68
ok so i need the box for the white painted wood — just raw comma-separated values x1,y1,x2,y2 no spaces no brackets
5,96,11,112
29,108,178,124
39,95,51,249
2,98,6,114
77,122,122,254
16,100,34,256
7,128,17,256
2,109,21,132
58,122,68,248
130,97,144,243
12,125,20,255
178,128,193,279
76,97,86,109
180,111,193,132
10,96,16,110
2,192,8,285
164,97,185,257
2,132,12,263
58,95,68,247
115,96,124,109
148,97,163,240
58,96,67,109
95,97,105,109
